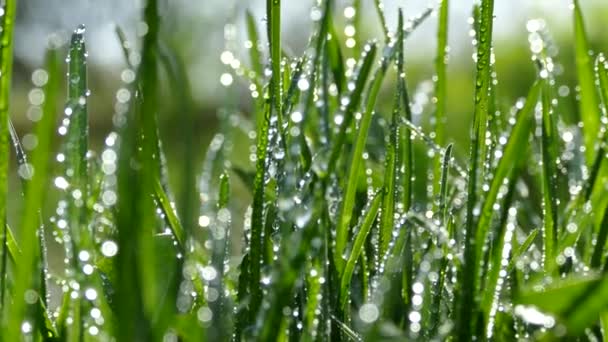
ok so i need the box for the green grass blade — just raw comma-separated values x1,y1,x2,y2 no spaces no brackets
4,47,59,341
373,0,389,44
335,43,396,272
153,178,185,252
281,56,306,117
0,0,16,322
518,274,608,336
507,228,538,272
65,25,91,254
439,144,453,224
115,0,160,339
243,0,282,320
379,11,404,260
433,0,449,200
4,224,21,264
480,177,516,336
209,172,231,339
458,0,495,339
539,78,560,274
573,0,601,165
475,81,541,267
248,98,271,321
268,0,282,117
327,20,345,95
340,191,382,309
245,10,263,79
327,43,377,176
258,201,321,341
157,40,198,237
598,54,608,113
591,209,608,269
331,315,363,342
397,13,414,214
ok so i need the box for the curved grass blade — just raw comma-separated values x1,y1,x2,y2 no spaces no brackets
4,223,58,340
433,0,449,200
327,43,377,176
157,40,198,239
331,315,363,342
246,10,263,79
4,47,59,341
258,201,322,341
518,274,608,336
573,0,601,165
507,228,538,272
480,177,516,336
153,178,185,252
4,225,20,264
340,192,382,309
475,81,541,268
281,56,306,114
373,0,389,44
335,43,396,272
458,0,495,339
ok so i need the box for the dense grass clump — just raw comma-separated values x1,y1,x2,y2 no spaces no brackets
2,0,608,341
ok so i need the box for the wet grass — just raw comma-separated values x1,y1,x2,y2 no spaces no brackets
2,0,608,341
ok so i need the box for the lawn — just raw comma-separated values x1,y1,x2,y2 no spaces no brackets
2,0,608,341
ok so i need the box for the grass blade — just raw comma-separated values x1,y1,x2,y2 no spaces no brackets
0,0,16,322
66,25,91,254
539,79,560,273
247,98,271,321
507,228,539,272
573,0,601,165
475,81,541,268
153,178,185,252
209,172,231,340
244,0,282,321
258,196,322,341
245,10,263,80
327,43,377,176
335,43,396,272
4,47,59,341
379,11,404,260
458,0,495,339
518,274,608,337
340,191,382,309
433,0,449,200
373,0,389,44
268,0,282,117
397,14,414,216
115,0,160,339
591,209,608,269
480,177,516,337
